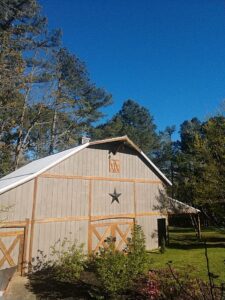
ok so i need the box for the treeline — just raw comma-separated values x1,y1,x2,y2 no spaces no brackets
0,0,112,173
0,0,224,225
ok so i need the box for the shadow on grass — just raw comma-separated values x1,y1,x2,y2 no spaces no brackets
167,228,225,250
168,242,225,250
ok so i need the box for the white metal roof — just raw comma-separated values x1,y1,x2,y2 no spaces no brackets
0,144,87,195
166,197,200,214
0,136,172,195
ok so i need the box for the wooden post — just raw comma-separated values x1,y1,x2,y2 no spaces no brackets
21,218,30,276
197,213,201,241
28,178,38,269
133,182,137,220
88,180,92,254
166,215,170,245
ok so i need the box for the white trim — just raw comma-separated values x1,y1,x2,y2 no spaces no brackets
167,196,200,214
141,151,172,186
0,143,89,195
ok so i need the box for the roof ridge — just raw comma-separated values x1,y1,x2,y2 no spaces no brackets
0,136,172,195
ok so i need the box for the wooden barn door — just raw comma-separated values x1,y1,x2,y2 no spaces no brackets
90,220,134,253
157,218,167,247
0,227,26,274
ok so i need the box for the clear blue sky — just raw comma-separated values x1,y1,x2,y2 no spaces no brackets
40,0,225,137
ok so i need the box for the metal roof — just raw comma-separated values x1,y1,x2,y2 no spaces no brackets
0,136,172,195
166,197,200,214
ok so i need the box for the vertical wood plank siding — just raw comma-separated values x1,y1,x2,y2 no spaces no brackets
47,145,160,180
32,221,88,257
0,142,166,262
0,180,34,221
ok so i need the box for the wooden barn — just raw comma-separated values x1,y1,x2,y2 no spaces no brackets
0,136,198,275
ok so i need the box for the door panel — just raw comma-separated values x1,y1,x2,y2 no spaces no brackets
0,228,24,271
157,218,167,247
90,220,134,253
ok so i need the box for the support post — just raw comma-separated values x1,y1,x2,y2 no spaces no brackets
197,213,201,241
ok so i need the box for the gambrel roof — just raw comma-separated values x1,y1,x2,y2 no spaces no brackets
0,136,172,195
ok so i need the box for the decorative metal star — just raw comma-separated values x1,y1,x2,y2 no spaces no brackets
109,188,121,204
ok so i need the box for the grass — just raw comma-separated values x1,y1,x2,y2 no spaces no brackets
149,226,225,284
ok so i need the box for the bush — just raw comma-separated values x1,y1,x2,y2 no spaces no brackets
93,225,149,296
51,238,86,283
31,238,86,284
126,224,149,277
135,266,224,300
95,238,131,295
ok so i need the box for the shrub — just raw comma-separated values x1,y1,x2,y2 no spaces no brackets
135,266,224,300
95,239,131,295
93,225,149,296
50,238,86,283
126,224,149,277
31,238,86,284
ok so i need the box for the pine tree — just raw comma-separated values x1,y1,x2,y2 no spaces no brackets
46,48,112,155
92,100,159,157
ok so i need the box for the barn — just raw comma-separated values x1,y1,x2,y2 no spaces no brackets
0,136,198,276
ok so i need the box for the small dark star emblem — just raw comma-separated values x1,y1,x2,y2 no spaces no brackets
109,188,121,204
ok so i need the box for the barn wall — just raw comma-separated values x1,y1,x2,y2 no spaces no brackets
92,180,134,216
46,144,160,181
32,221,88,258
0,180,34,221
136,216,160,249
35,177,89,219
135,182,163,212
0,142,168,266
31,143,166,255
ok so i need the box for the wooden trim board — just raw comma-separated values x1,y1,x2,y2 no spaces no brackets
0,211,167,228
28,177,38,267
40,173,162,184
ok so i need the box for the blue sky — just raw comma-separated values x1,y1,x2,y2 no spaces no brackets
40,0,225,137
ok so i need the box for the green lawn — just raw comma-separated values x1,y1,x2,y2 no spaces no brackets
149,227,225,284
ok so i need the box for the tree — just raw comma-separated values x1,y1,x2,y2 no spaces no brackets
0,0,60,173
0,0,111,173
92,100,159,157
45,48,112,155
174,116,225,225
191,116,225,224
154,126,176,179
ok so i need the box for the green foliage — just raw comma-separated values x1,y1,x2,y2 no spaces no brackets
50,238,86,283
32,238,86,283
125,224,149,277
136,267,224,300
0,0,112,173
47,47,112,155
173,116,225,225
94,239,130,295
92,99,159,157
93,225,148,296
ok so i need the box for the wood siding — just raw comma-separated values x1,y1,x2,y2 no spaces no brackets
0,142,167,265
0,180,34,222
46,144,161,181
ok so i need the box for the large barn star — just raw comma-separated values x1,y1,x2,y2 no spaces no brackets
109,188,121,204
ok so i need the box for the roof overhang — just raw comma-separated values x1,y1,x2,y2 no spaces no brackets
163,197,200,214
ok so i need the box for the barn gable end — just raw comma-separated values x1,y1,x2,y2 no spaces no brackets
0,136,174,273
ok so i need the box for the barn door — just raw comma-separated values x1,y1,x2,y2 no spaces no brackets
90,220,134,253
157,218,167,247
0,228,25,273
